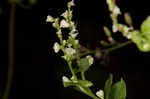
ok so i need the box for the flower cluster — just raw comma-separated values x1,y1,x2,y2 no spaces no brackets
47,0,99,99
46,0,80,61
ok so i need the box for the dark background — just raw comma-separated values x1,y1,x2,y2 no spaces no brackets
0,0,150,99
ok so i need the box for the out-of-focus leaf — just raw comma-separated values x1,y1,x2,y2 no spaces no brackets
104,74,113,99
141,16,150,35
131,30,150,52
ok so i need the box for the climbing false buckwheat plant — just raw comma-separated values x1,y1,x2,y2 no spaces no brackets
47,0,150,99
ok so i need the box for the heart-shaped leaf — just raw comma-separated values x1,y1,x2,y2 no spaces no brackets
77,58,90,72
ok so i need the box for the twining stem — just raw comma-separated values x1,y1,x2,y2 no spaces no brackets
79,40,132,57
3,2,16,99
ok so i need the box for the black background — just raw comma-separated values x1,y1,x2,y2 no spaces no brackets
0,0,150,99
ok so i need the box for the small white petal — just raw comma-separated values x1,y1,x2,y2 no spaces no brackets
126,33,132,39
112,24,118,33
70,0,75,6
86,55,94,65
96,90,104,99
106,0,112,4
69,33,78,38
61,10,68,19
65,47,76,56
53,42,60,53
62,76,71,82
60,20,70,28
46,15,54,22
113,6,121,15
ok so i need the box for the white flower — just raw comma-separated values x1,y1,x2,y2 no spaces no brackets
53,42,60,53
96,90,104,99
112,24,118,33
113,6,121,15
60,20,70,28
61,10,68,19
70,0,75,6
126,33,132,39
86,55,94,65
46,15,54,22
106,0,112,4
62,76,71,82
65,47,76,56
69,32,78,38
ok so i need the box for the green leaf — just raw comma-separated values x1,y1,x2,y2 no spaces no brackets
78,80,93,87
109,78,126,99
131,30,150,52
77,58,90,72
141,16,150,35
141,16,150,41
104,74,113,99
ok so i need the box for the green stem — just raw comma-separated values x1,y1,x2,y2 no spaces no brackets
81,72,85,80
104,40,132,52
68,61,77,80
3,2,16,99
79,40,132,57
